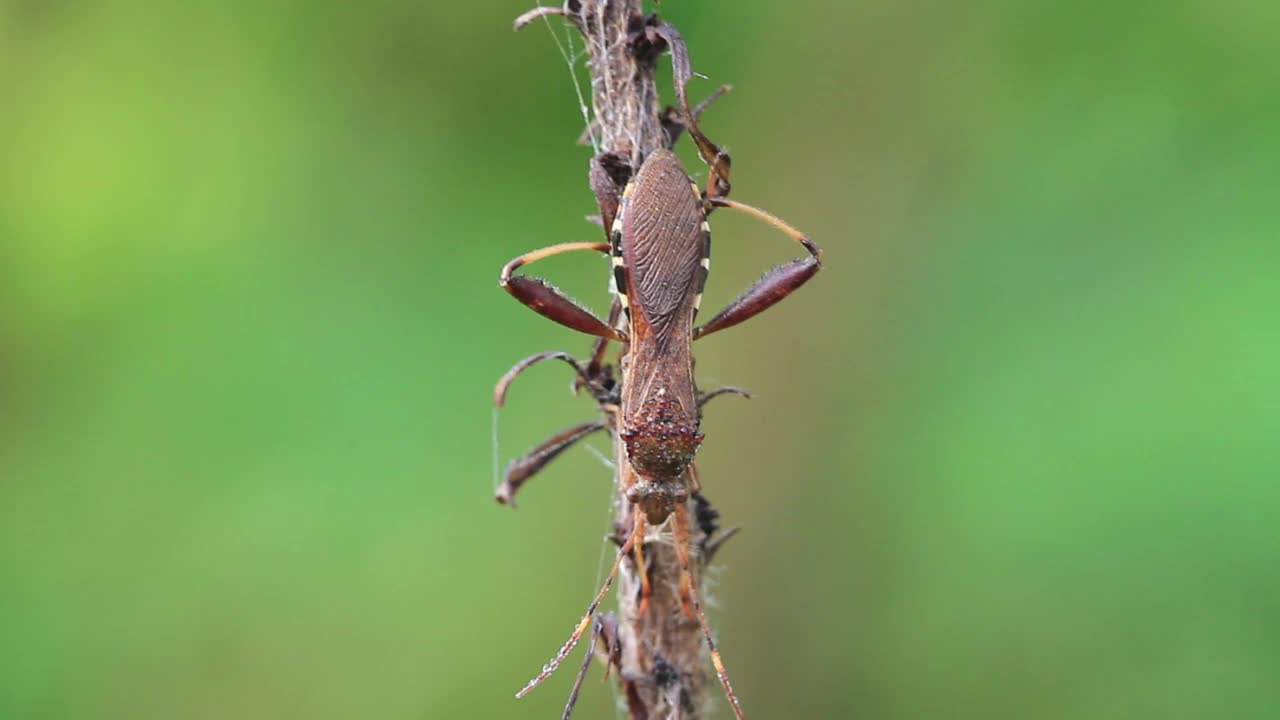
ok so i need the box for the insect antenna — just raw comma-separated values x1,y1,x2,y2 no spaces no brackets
560,617,602,720
516,514,647,699
674,502,746,720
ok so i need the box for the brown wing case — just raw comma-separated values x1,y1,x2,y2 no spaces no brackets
621,150,707,337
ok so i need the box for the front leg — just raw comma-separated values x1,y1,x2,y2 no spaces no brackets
495,420,605,507
500,242,626,341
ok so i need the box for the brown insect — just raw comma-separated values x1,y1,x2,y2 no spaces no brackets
495,20,821,720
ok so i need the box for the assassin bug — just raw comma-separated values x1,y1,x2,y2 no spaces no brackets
495,17,821,720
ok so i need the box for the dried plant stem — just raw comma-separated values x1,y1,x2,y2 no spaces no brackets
613,452,712,719
577,1,714,717
577,0,665,163
512,2,726,717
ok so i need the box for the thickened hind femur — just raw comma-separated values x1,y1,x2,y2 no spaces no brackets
621,392,703,479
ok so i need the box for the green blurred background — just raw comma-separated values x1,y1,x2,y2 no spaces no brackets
2,1,1277,717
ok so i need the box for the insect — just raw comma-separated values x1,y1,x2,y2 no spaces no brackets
495,18,821,720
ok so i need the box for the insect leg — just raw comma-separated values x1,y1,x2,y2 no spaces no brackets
697,386,752,410
663,84,733,149
704,526,742,564
500,242,627,341
633,524,652,617
513,4,568,31
618,449,640,494
579,299,623,395
589,155,624,237
588,84,732,151
650,21,733,201
673,502,746,720
494,351,594,408
495,420,606,507
615,462,653,613
691,84,734,119
694,198,823,340
516,512,647,700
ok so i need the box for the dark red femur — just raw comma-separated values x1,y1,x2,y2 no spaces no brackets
621,392,703,479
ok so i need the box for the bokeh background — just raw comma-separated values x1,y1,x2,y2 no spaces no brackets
3,1,1277,718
